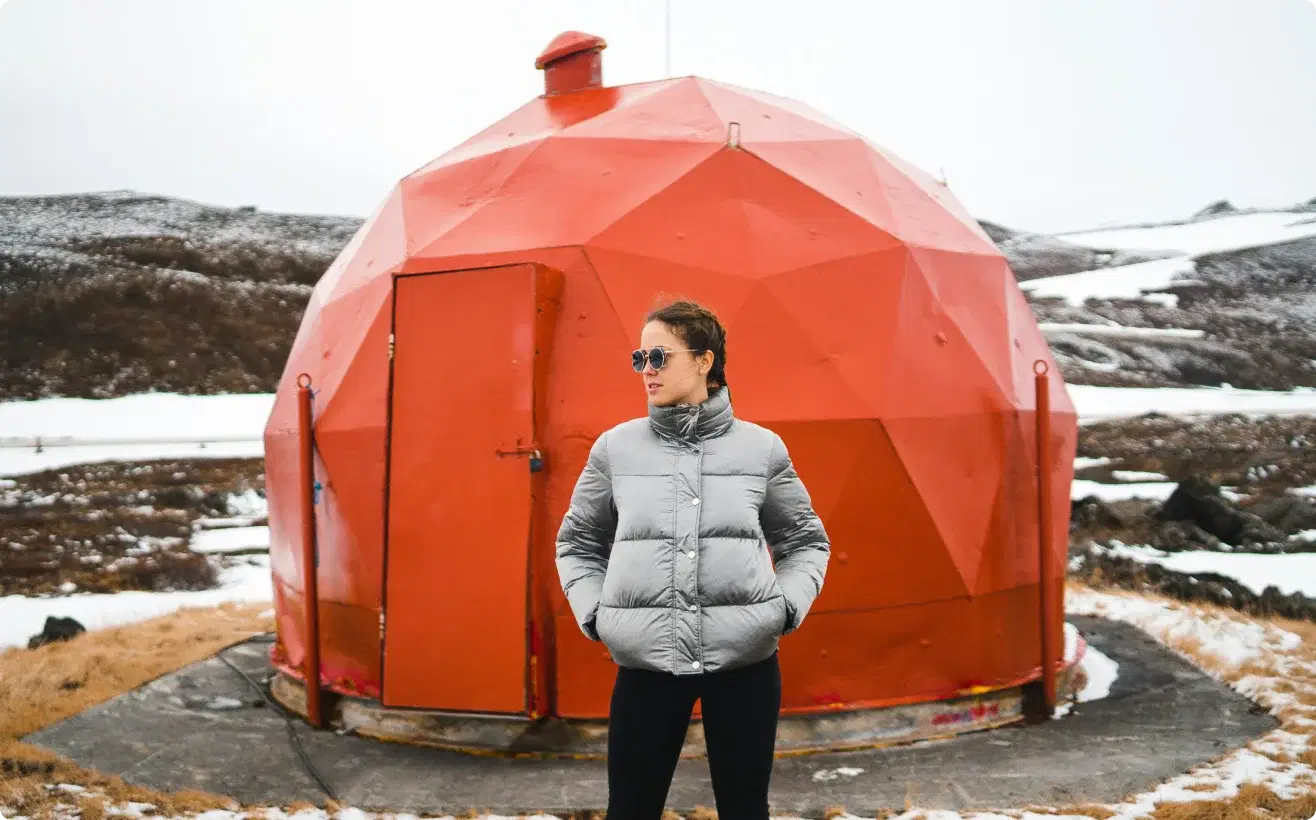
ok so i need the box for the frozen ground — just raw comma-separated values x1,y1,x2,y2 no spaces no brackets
1055,211,1316,256
1013,203,1316,391
190,526,271,555
0,441,266,477
0,556,272,651
0,393,273,447
5,588,1305,820
6,384,1316,477
0,376,1313,628
0,393,269,477
1025,209,1316,306
1090,541,1316,599
0,192,360,401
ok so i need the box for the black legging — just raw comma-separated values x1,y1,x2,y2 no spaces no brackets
606,652,782,820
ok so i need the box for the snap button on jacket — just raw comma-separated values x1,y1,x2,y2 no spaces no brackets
555,388,831,675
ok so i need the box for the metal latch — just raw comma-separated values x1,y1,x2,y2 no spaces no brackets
496,444,544,473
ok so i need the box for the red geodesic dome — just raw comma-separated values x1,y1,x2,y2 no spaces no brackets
264,31,1078,722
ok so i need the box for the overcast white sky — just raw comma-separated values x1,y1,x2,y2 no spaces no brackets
0,0,1313,233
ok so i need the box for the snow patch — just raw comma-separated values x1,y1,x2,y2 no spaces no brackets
1024,210,1316,308
1067,588,1300,669
189,526,270,555
1070,384,1316,424
1039,322,1205,341
0,393,270,477
1056,211,1316,255
225,489,268,518
1078,646,1120,703
1072,480,1177,502
811,766,864,782
1074,456,1112,470
0,440,265,478
1022,256,1195,306
0,393,272,446
0,557,272,650
1110,470,1170,482
1089,541,1316,598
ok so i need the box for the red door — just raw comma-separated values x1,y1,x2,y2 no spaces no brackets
383,265,535,712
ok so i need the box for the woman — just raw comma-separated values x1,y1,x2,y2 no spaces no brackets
555,299,831,820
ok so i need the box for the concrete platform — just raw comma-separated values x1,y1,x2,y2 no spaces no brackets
27,616,1274,816
268,659,1067,758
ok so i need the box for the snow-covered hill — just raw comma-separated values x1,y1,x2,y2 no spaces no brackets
1011,199,1316,391
0,192,360,400
978,219,1174,281
2,191,1315,399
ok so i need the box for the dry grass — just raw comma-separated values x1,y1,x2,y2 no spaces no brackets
0,602,273,818
1150,783,1316,820
1017,805,1117,819
1050,586,1316,820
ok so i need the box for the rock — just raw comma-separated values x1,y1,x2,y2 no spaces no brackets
1237,516,1291,548
1071,497,1127,530
27,615,86,649
1192,199,1238,220
1073,542,1316,623
1148,520,1222,552
1250,494,1297,526
1280,502,1316,534
1256,586,1316,620
1158,476,1286,545
1248,494,1316,535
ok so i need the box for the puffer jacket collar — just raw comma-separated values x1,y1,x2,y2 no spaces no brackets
647,387,735,443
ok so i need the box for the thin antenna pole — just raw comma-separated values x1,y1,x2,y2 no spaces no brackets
664,0,672,77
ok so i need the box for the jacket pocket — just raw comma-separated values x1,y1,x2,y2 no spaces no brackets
594,603,614,645
595,605,665,670
582,603,602,642
770,581,795,635
775,594,792,636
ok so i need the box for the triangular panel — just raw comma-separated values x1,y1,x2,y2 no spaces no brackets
756,419,872,523
721,283,870,423
586,246,761,342
907,247,1015,401
820,425,972,609
975,413,1037,595
877,255,1011,419
414,136,721,258
696,79,860,143
762,248,908,417
882,411,1011,588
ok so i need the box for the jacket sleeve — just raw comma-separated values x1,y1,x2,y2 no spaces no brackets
760,433,830,635
555,433,617,641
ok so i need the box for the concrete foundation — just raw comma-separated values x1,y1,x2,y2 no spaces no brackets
270,667,1055,759
26,616,1274,816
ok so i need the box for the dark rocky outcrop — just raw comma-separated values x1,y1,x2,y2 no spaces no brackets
27,616,87,649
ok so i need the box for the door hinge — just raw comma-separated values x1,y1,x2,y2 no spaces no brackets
379,612,385,639
388,333,395,361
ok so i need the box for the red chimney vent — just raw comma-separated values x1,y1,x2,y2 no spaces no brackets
535,31,607,96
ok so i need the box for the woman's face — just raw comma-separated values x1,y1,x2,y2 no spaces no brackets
637,320,714,407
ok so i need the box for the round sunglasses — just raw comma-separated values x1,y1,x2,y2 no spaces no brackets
631,347,699,373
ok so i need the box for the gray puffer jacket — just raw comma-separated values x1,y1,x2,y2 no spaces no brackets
555,387,830,675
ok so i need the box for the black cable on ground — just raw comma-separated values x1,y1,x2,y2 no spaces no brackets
215,639,340,804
